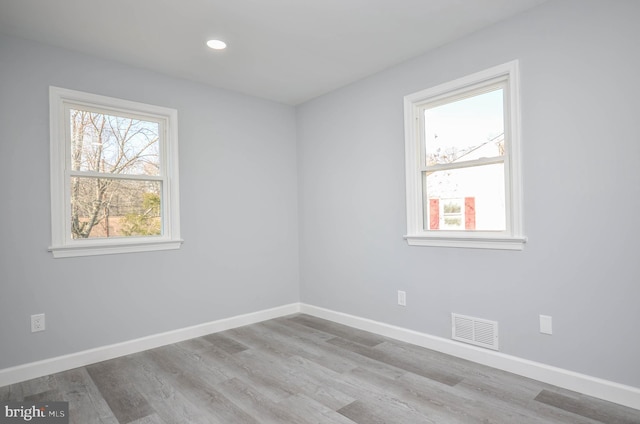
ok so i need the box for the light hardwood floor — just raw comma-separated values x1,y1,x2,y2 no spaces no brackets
1,314,639,423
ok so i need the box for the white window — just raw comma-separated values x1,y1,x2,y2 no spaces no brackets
404,61,525,250
49,87,182,258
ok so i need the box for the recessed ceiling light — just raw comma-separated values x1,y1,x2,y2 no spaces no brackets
206,39,227,50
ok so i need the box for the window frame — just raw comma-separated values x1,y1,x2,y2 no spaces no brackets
403,61,526,250
49,86,182,258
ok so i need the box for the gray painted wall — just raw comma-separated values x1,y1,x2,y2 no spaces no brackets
297,0,640,387
0,34,300,369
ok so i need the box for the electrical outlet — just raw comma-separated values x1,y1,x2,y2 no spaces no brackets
31,314,45,332
397,290,406,306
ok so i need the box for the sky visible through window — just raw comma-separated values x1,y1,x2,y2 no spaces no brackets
70,108,160,176
424,88,504,165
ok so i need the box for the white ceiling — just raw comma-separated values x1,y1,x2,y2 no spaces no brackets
0,0,549,105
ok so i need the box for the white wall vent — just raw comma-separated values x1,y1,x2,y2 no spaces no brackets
451,313,499,351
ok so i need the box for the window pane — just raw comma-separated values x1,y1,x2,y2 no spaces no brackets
70,108,160,176
423,163,505,231
424,88,504,166
70,177,162,239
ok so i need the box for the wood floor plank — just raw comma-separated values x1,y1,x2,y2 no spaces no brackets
374,339,590,423
252,353,356,411
54,368,119,424
328,335,463,386
127,414,167,424
124,352,222,424
215,377,322,424
227,321,360,378
394,368,555,424
248,320,361,374
186,336,297,402
280,355,456,423
194,332,355,411
224,325,295,362
140,349,260,424
0,384,22,402
203,333,250,355
338,398,436,424
149,343,231,386
535,389,640,424
451,371,607,424
222,326,438,422
172,336,217,354
272,316,338,342
24,388,64,402
214,349,296,402
288,314,386,347
20,374,57,398
86,357,155,424
375,338,507,382
277,393,357,424
262,318,405,380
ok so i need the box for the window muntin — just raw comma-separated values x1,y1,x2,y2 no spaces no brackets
404,61,525,249
50,87,182,257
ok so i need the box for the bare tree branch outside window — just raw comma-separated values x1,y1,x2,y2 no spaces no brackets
69,109,162,239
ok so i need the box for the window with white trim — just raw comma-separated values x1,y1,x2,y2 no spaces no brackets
49,87,182,258
403,61,525,250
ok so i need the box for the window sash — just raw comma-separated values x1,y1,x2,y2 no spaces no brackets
418,82,509,234
63,104,169,242
63,102,166,177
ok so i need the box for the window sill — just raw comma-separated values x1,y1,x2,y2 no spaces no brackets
404,234,526,250
49,238,183,258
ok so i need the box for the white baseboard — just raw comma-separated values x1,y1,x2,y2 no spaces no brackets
0,303,300,388
299,303,640,411
2,302,639,411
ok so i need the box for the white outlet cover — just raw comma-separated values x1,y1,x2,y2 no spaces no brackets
540,315,552,335
397,290,406,306
31,313,45,332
